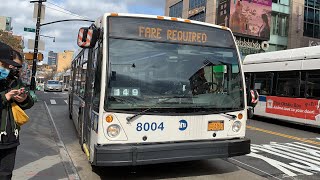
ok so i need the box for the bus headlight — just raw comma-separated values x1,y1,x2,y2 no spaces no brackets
107,124,121,138
232,121,242,132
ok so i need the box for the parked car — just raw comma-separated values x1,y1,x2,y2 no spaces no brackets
44,80,63,92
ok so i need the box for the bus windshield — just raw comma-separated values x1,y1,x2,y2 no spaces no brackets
106,39,244,113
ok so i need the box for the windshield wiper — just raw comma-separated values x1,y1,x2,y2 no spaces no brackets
223,113,237,119
126,95,192,122
109,96,137,106
193,107,237,119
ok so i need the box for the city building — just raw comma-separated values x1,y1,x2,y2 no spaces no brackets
48,51,58,66
0,16,12,31
57,50,74,72
165,0,320,57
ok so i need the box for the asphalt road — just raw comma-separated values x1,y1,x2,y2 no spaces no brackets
37,91,320,180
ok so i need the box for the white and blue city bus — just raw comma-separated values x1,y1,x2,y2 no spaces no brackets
69,13,250,166
243,46,320,127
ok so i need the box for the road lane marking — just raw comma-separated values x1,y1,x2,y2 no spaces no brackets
50,99,57,105
44,102,80,180
64,100,68,104
44,92,47,94
243,142,320,177
247,126,320,146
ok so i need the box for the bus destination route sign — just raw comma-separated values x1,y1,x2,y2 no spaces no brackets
108,16,235,48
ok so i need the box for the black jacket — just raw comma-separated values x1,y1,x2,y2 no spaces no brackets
0,79,34,149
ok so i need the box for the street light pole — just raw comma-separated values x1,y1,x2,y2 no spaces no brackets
30,0,46,91
40,35,55,42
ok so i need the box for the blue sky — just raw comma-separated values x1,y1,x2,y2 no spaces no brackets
129,4,164,15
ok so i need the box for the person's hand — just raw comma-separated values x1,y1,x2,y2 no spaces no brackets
13,93,27,103
13,88,28,102
5,89,20,101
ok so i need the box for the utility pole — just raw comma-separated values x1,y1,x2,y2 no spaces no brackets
30,0,46,91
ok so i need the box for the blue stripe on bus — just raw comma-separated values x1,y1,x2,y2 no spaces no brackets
259,95,266,102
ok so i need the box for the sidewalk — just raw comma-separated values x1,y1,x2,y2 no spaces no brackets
12,101,69,180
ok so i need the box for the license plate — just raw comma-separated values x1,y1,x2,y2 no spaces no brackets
208,121,224,131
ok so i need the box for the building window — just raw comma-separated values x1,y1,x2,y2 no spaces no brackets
271,13,289,37
189,11,206,22
189,0,206,9
169,1,183,18
267,44,287,52
304,0,320,38
188,0,206,22
272,0,290,6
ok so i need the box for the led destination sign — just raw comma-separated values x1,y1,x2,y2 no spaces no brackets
109,16,236,48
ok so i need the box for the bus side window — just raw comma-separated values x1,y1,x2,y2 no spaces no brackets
276,71,300,97
79,62,87,98
76,61,81,95
92,43,102,112
253,72,273,95
306,70,320,99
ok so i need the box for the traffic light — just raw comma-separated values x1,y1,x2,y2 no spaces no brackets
38,53,43,61
24,52,44,61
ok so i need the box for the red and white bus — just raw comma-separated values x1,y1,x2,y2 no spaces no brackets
243,46,320,127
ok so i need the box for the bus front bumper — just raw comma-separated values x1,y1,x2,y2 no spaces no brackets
93,138,250,166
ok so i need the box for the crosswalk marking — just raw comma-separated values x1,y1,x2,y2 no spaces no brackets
50,99,57,105
64,100,68,104
44,92,47,94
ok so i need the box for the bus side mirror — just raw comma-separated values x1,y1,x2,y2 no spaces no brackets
77,27,99,48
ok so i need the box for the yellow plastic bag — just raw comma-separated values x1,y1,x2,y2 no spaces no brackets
12,102,29,126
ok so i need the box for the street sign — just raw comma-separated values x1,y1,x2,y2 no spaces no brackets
33,3,45,23
24,27,36,32
28,39,45,51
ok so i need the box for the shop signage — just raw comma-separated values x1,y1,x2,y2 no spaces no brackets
188,6,206,17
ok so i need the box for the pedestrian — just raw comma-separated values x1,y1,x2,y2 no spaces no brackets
0,42,34,180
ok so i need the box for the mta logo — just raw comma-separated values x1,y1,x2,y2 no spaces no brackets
179,120,188,131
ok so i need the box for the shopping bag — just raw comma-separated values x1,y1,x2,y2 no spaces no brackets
12,102,29,126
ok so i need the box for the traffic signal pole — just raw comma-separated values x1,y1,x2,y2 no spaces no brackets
30,0,46,91
29,0,93,91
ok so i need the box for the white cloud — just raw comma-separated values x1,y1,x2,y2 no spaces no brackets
0,0,131,63
0,0,164,63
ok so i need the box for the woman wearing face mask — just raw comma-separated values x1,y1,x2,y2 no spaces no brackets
0,42,34,180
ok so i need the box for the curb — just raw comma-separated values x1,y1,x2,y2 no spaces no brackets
44,101,80,180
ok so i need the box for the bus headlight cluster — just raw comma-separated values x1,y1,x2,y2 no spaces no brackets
232,121,242,132
107,124,121,138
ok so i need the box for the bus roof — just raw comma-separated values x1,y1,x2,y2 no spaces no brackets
102,13,230,32
243,46,320,72
243,46,320,65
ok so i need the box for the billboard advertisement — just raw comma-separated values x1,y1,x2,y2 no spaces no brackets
217,0,272,40
266,96,320,121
